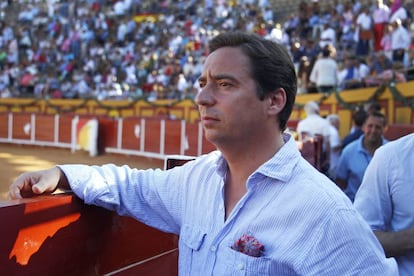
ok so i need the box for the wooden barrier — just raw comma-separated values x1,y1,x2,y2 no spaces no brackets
1,82,414,140
0,113,217,160
0,152,203,275
0,111,411,166
0,194,179,275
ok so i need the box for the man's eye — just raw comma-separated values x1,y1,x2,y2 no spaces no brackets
219,82,231,87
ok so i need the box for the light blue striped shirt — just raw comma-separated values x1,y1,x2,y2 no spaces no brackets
60,134,397,275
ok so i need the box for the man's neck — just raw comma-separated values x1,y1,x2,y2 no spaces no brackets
221,133,285,185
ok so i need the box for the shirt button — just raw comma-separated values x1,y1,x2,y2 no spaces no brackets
210,246,217,252
219,205,224,210
237,263,244,270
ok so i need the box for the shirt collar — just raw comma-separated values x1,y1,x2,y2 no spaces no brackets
215,134,300,183
257,134,300,182
357,135,388,153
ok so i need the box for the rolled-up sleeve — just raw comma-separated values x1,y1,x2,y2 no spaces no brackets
58,163,182,234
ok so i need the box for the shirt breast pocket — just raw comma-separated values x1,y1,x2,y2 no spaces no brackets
179,224,206,270
180,224,206,250
222,246,273,275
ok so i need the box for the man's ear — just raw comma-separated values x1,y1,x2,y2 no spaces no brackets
267,88,286,116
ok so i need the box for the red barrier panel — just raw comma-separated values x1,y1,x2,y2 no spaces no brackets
144,119,162,153
0,113,218,159
184,121,216,156
121,117,142,150
164,120,182,155
184,122,200,156
34,114,55,142
58,114,75,144
11,113,32,141
97,117,118,150
384,124,414,141
0,194,178,275
0,113,8,139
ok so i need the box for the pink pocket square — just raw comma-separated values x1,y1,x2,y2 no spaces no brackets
231,233,265,257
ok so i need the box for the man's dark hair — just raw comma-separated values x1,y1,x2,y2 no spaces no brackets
353,109,368,127
367,102,381,114
365,111,387,126
322,46,331,57
208,31,297,130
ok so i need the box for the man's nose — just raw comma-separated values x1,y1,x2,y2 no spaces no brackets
195,85,214,106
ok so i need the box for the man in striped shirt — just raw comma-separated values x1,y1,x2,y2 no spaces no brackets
9,32,397,275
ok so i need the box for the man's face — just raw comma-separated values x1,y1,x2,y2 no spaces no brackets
363,115,385,144
195,47,269,147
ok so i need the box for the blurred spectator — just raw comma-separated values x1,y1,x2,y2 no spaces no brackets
297,100,331,171
326,114,341,179
309,45,338,94
389,0,409,26
390,18,411,64
338,55,362,90
297,55,316,94
297,101,331,142
372,0,390,52
371,51,394,75
319,22,336,49
355,5,373,57
356,57,370,83
338,2,356,52
381,23,393,59
342,108,368,149
296,101,330,173
335,111,388,202
365,101,383,114
19,68,37,96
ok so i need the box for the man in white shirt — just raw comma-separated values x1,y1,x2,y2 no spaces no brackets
354,133,414,276
356,5,373,56
297,101,331,141
319,23,336,49
309,46,338,93
297,100,331,172
390,18,411,64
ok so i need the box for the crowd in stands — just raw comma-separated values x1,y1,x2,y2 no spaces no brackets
0,0,413,100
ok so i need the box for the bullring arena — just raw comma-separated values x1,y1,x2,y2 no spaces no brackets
0,143,163,200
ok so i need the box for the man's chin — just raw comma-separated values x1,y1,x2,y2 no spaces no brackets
204,131,221,144
366,137,381,143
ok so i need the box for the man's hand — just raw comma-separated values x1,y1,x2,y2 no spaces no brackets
8,167,68,199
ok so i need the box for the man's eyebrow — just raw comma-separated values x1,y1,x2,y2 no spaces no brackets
199,73,238,82
213,73,238,81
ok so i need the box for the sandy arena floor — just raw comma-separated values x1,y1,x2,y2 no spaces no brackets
0,143,164,201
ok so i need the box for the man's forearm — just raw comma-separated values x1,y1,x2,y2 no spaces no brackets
374,229,414,257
